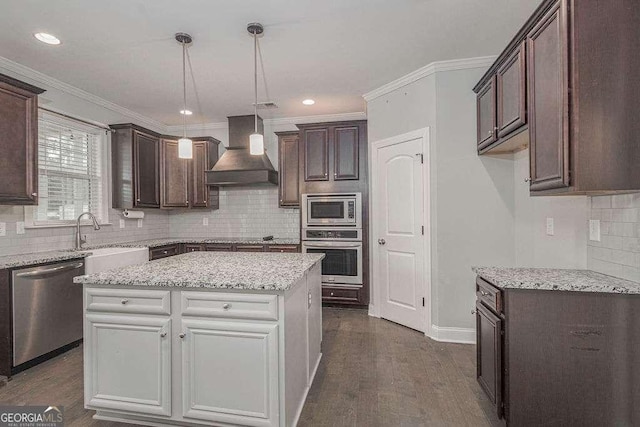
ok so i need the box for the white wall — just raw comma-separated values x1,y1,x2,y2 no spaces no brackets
367,65,517,331
513,150,588,268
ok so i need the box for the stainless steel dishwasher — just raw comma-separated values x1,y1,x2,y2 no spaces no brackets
12,260,84,367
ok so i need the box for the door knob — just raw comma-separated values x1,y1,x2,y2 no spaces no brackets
378,239,386,245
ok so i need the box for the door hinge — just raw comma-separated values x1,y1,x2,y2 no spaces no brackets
416,153,424,164
421,226,424,235
422,297,425,307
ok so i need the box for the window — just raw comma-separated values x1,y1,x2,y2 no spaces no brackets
27,112,109,227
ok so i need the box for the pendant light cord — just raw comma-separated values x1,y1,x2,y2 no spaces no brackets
253,30,258,133
182,41,187,138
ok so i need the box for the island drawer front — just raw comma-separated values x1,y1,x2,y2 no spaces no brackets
85,289,171,315
476,277,502,314
180,292,278,321
150,245,180,260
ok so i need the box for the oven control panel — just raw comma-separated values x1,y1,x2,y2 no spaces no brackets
305,229,360,240
348,201,355,219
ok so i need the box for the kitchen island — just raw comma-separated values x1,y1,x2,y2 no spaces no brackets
74,252,324,427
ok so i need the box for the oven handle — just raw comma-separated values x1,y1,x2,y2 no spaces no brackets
303,242,362,248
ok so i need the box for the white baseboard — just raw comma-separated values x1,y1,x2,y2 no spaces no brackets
367,305,380,318
429,325,476,344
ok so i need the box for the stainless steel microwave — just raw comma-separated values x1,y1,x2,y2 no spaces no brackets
302,193,362,228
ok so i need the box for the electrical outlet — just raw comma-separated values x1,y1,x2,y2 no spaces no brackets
203,217,209,226
546,217,554,236
119,219,125,229
0,222,5,237
16,222,25,235
589,219,601,241
137,219,143,228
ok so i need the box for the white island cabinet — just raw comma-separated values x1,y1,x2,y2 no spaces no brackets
76,252,324,427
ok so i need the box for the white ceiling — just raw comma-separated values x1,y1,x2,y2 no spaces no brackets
0,0,539,125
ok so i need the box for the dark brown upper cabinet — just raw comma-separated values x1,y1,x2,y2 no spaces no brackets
298,120,367,192
474,0,640,195
160,136,220,210
527,2,570,192
0,74,44,205
111,124,161,209
497,42,527,140
276,131,300,208
334,126,359,180
302,128,329,181
160,138,189,208
476,76,497,152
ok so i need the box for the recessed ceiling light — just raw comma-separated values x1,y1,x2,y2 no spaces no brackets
180,109,193,115
302,99,315,106
34,32,61,45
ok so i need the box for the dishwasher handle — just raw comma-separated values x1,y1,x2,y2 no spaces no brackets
15,262,84,278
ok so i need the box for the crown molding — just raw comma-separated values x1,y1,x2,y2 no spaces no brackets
363,55,497,102
166,112,368,133
0,55,166,132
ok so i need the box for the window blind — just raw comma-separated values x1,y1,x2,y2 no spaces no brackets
35,116,105,224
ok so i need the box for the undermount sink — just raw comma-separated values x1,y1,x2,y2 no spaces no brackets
80,247,148,274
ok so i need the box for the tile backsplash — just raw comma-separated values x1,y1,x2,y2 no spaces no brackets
0,207,169,257
588,194,640,282
169,187,300,239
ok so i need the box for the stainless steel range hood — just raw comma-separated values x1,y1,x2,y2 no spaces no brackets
206,115,278,186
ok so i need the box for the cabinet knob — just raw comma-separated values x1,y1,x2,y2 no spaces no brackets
488,130,493,136
524,177,531,183
330,292,334,296
136,198,141,202
163,250,168,254
480,291,489,296
378,238,386,245
160,331,167,338
471,309,476,315
222,303,231,310
121,299,129,305
179,333,186,339
31,192,38,197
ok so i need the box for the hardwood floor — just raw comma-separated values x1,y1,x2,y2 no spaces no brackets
0,308,498,426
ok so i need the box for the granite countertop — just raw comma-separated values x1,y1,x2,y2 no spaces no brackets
75,252,324,291
473,267,640,294
79,237,300,250
0,250,89,270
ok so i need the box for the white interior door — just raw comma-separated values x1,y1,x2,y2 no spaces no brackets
373,131,426,332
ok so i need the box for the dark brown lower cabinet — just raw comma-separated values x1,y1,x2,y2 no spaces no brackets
476,275,640,426
235,244,266,253
476,302,503,418
182,244,204,253
149,244,180,260
322,286,363,305
205,244,234,252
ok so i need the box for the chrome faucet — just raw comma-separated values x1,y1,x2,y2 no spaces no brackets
75,212,101,249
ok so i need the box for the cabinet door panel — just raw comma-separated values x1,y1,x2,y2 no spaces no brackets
497,42,527,138
476,303,503,419
527,0,570,191
307,264,322,384
0,82,39,205
303,128,329,181
181,319,279,427
477,76,497,151
190,141,209,208
161,139,189,208
278,133,300,207
134,131,160,207
334,126,359,180
85,314,171,416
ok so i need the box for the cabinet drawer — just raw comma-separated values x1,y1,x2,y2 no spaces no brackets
476,277,502,314
322,286,360,304
183,244,204,253
85,288,171,315
235,244,266,252
150,244,180,260
266,245,300,253
205,244,234,252
181,292,278,321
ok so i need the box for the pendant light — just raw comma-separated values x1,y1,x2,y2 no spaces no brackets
248,23,264,155
176,32,193,159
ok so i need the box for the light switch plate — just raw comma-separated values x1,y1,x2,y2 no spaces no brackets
589,219,601,241
203,217,209,226
137,219,143,228
16,222,25,235
0,222,6,237
119,219,125,229
546,217,554,236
